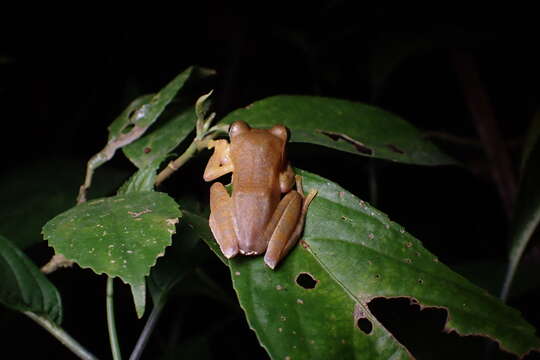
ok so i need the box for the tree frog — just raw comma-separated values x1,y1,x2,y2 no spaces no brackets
203,120,316,269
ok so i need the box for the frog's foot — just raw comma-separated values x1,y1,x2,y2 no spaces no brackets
263,183,317,269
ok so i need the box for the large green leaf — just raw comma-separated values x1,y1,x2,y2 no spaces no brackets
42,192,181,311
501,130,540,300
199,169,539,359
0,235,62,324
220,95,456,166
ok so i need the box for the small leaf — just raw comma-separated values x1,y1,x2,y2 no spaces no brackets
123,105,197,169
195,90,214,123
43,192,181,293
109,67,194,140
108,94,155,140
117,166,157,195
221,169,539,359
130,280,146,319
0,235,62,324
220,95,456,165
501,133,540,300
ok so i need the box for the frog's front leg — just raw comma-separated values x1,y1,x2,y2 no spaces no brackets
203,139,234,182
263,177,317,269
208,182,239,259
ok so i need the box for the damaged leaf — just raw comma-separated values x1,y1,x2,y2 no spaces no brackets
108,67,194,140
42,192,181,316
122,105,197,169
78,67,199,203
220,95,456,166
205,169,539,359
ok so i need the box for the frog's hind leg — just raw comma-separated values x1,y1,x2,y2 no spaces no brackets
264,177,317,269
209,182,239,259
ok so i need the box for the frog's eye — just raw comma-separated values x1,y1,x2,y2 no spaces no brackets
229,120,250,138
270,125,288,142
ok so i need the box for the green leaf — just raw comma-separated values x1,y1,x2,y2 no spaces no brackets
0,235,62,324
212,169,539,359
123,105,197,169
42,192,181,302
220,95,456,165
501,132,540,300
130,279,147,319
115,166,160,317
0,158,128,249
108,94,155,140
117,166,157,195
108,67,194,140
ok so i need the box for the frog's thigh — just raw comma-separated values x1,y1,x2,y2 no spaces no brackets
209,182,239,259
263,191,303,269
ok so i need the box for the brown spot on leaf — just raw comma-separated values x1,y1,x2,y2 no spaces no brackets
319,130,373,155
144,147,152,153
387,144,405,154
128,209,152,218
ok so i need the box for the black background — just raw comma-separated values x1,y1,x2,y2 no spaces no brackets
1,3,539,359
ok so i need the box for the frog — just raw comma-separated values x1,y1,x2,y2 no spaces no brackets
203,120,316,269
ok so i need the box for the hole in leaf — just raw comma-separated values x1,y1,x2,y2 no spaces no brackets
319,131,373,155
357,318,373,335
121,123,135,134
387,144,405,154
365,297,496,357
353,304,372,335
296,272,317,289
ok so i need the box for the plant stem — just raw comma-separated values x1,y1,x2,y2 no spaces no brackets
155,124,228,187
107,277,122,360
129,298,166,360
24,311,99,360
155,141,199,187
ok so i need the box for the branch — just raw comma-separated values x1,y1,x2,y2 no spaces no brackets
25,311,99,360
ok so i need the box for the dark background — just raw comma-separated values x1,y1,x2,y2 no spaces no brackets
1,4,539,359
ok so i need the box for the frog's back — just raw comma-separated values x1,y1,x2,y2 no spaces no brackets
230,129,285,191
